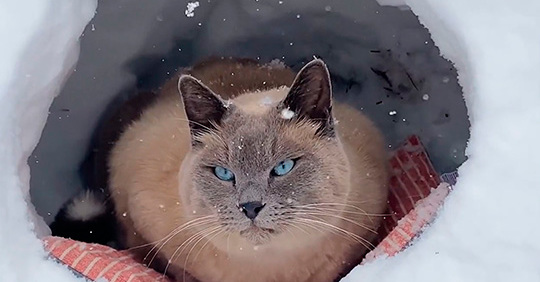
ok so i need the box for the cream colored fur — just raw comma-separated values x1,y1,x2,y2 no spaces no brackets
108,58,389,282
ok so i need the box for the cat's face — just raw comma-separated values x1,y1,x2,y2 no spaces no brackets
178,59,350,248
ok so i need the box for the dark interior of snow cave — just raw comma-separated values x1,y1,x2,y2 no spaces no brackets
29,0,469,250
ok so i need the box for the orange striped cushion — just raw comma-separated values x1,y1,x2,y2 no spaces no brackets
363,182,450,262
379,135,442,239
43,237,168,282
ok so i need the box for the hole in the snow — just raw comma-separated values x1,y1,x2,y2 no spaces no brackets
29,0,470,280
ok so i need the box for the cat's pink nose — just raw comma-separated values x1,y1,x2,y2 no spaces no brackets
239,201,265,220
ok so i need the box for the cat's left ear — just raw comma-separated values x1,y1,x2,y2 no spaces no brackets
280,58,334,136
178,75,230,142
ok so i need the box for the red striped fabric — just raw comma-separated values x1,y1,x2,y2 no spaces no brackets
377,135,443,241
42,135,451,280
363,182,450,262
43,237,168,282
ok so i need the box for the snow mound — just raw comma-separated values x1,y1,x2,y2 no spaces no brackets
0,0,96,281
344,0,540,281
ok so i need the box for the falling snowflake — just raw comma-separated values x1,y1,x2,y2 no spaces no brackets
185,1,200,18
267,59,286,69
223,99,233,108
280,108,295,119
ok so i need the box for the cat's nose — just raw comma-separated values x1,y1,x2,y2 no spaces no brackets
239,201,265,220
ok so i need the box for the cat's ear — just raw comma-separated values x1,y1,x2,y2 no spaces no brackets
281,58,334,136
178,75,229,139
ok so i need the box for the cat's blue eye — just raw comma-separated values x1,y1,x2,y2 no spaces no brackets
272,159,295,176
214,166,235,181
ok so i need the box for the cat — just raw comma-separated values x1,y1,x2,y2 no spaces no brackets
54,57,389,282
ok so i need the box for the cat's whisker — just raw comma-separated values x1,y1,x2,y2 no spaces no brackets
126,242,158,251
291,211,378,234
288,219,355,246
297,219,373,251
293,218,375,250
280,222,309,238
148,223,216,268
294,206,391,217
182,228,222,282
284,225,301,240
310,198,386,205
294,205,389,226
298,202,372,211
186,229,225,281
145,216,216,267
226,233,231,255
162,233,202,280
192,229,224,263
288,219,327,236
297,203,390,217
129,215,214,252
163,233,203,279
143,217,214,263
302,220,372,251
164,225,221,277
294,202,383,226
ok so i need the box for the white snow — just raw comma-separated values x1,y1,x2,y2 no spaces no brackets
280,108,295,120
344,0,540,281
266,59,287,69
0,0,537,281
224,99,233,108
0,0,96,281
185,1,200,18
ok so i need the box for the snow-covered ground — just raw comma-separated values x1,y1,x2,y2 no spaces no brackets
0,0,538,281
346,0,540,281
0,0,95,281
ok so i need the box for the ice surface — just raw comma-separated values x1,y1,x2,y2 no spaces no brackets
0,0,96,281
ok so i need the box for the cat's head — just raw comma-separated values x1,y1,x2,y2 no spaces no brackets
177,59,350,250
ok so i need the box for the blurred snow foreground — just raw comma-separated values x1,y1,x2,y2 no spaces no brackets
0,0,539,281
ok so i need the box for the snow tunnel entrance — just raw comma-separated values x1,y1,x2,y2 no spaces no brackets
29,0,470,278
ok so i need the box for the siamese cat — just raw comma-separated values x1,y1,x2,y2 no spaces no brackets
53,57,389,282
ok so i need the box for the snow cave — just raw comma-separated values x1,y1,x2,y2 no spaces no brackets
1,0,539,281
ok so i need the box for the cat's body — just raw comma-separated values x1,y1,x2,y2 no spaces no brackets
72,57,389,282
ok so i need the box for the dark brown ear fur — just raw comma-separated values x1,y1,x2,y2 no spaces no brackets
281,59,334,136
178,75,231,142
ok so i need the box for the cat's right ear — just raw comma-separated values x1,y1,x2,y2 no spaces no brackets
280,59,334,137
178,75,229,140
